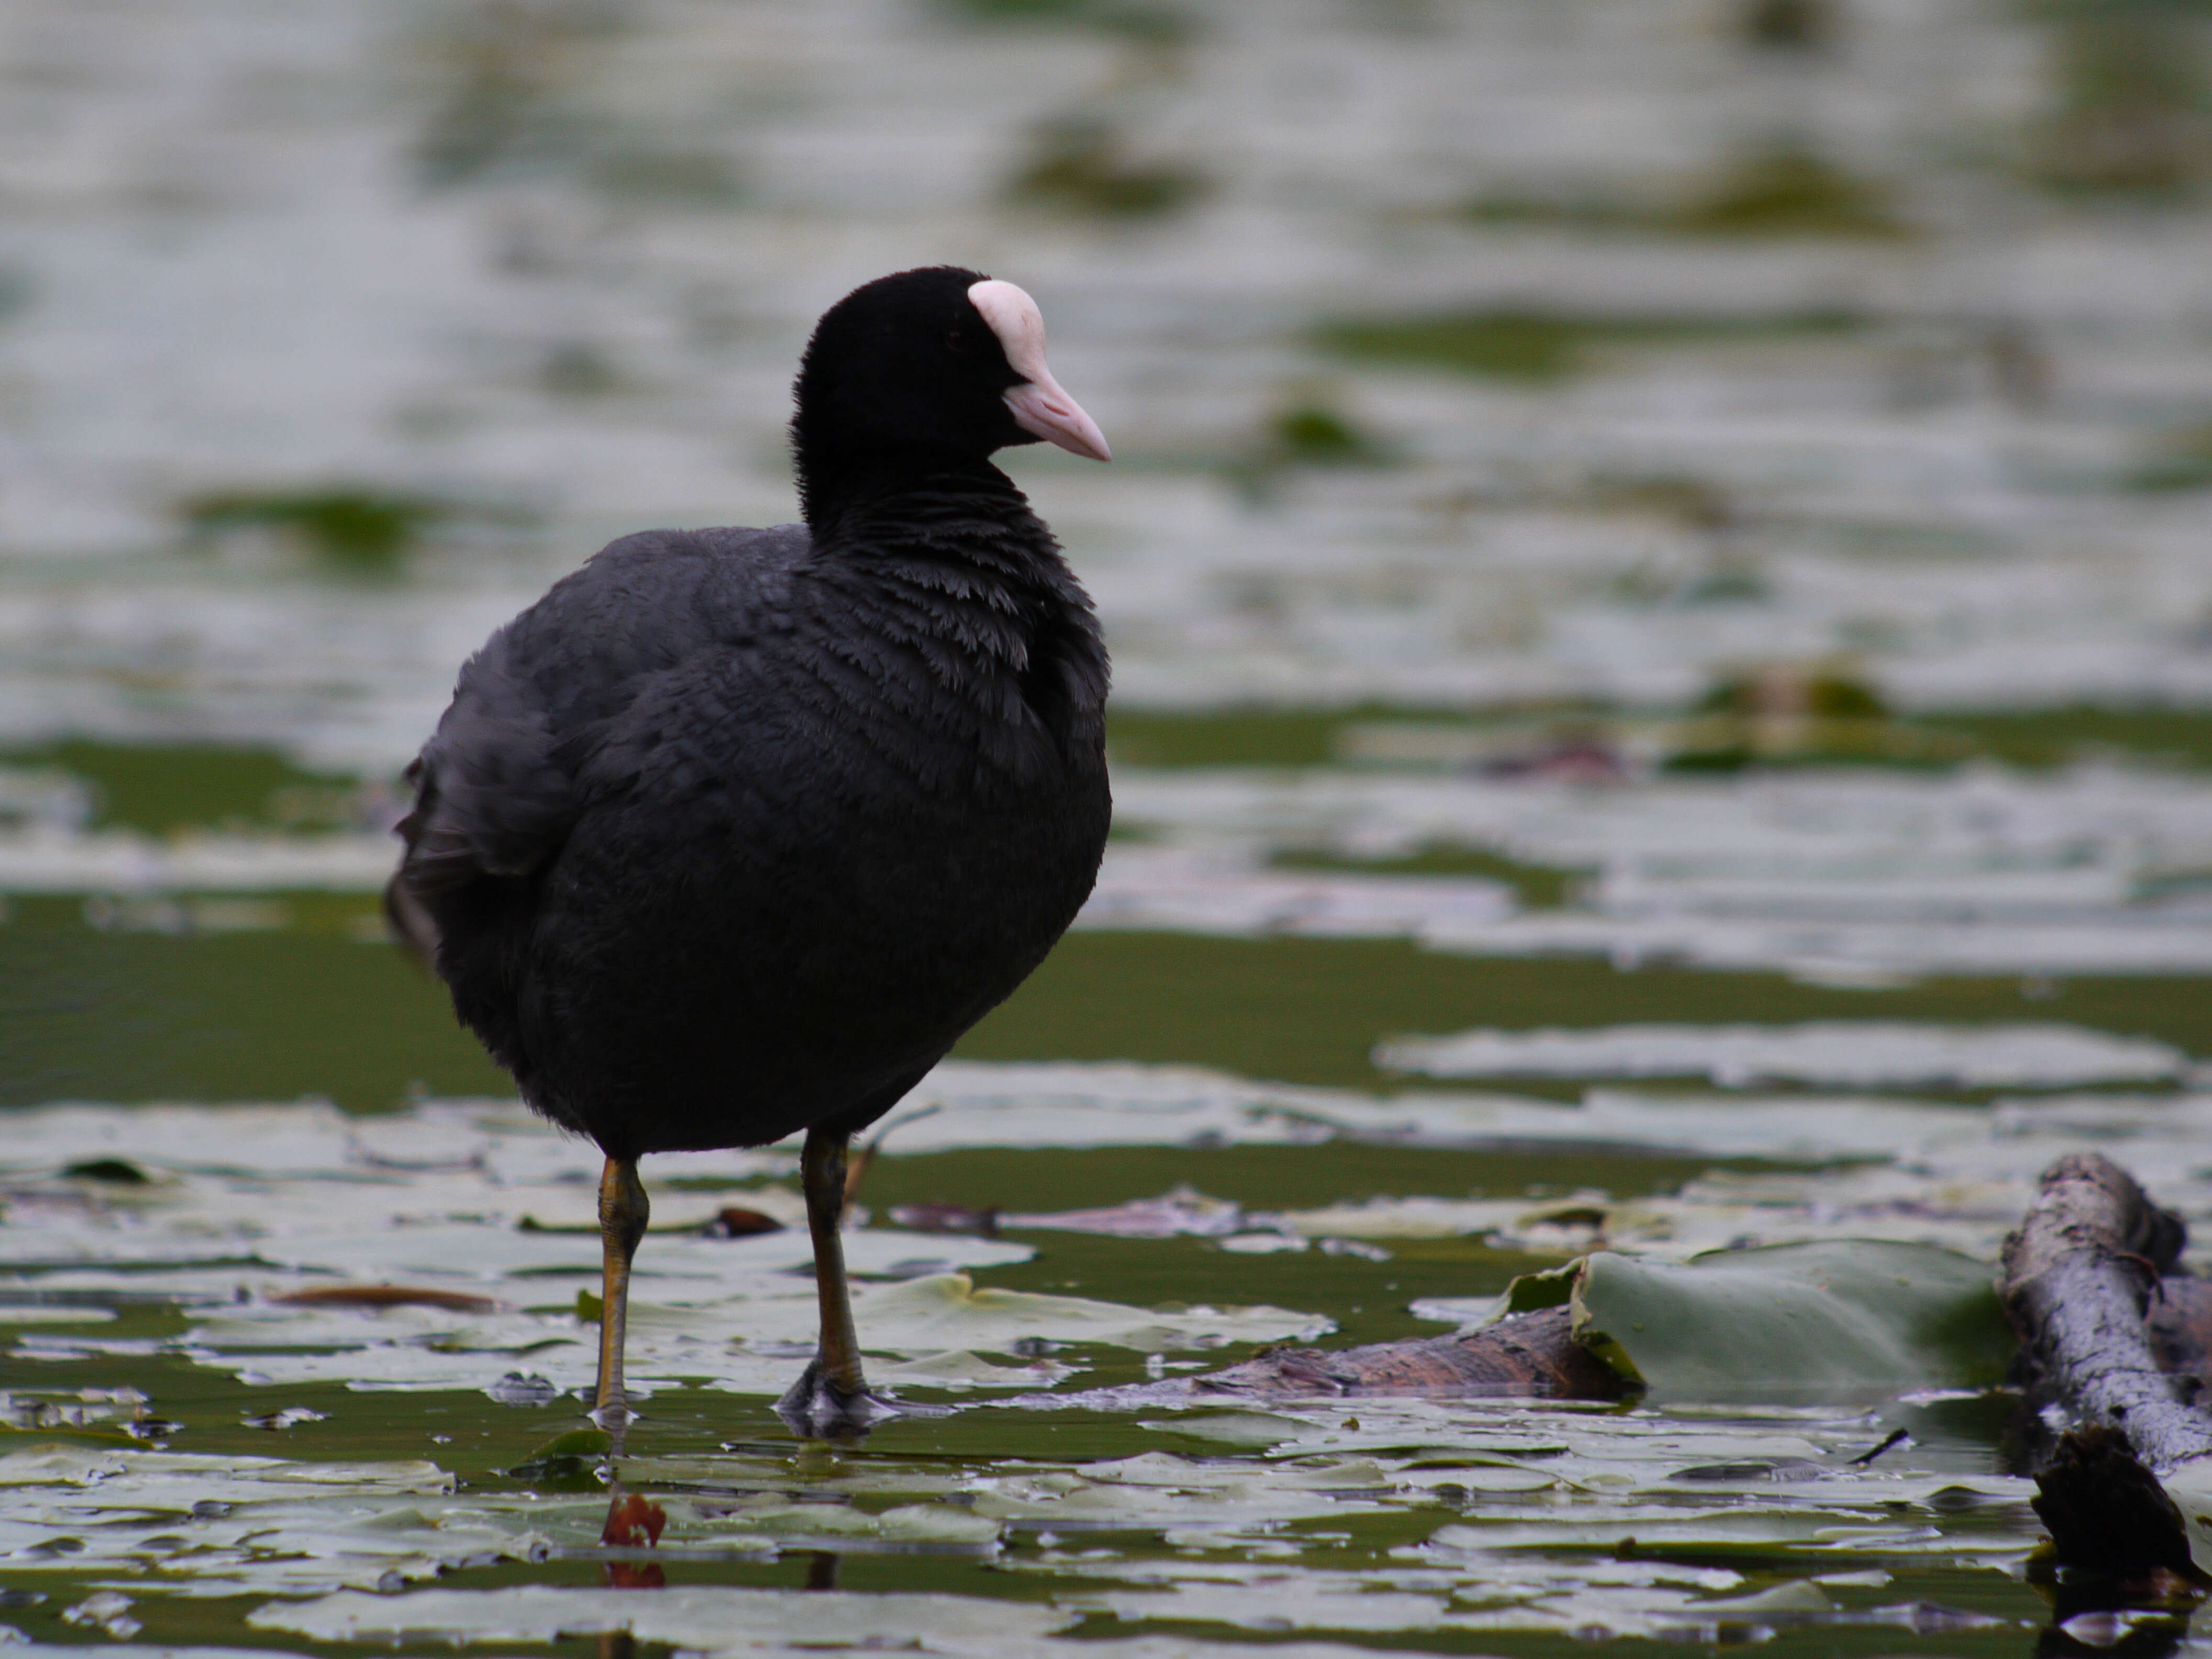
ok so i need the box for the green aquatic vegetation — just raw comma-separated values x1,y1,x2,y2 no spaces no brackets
2126,420,2212,490
1273,842,1585,910
255,1583,1075,1646
857,1142,1719,1227
182,486,450,573
969,934,2212,1089
2028,2,2212,194
939,0,1192,43
1669,147,1916,239
0,1084,2170,1651
1662,722,1971,772
1265,401,1390,466
1316,306,1865,384
1927,704,2212,769
587,148,745,208
1740,0,1836,50
1104,702,1565,769
1107,706,1357,768
1461,190,1646,230
1216,398,1398,499
413,0,739,204
1005,118,1209,218
1665,663,1971,772
1673,564,1768,603
0,891,506,1109
1467,150,1911,242
1499,1241,2013,1399
17,900,2212,1110
411,0,630,190
508,1426,611,1487
1698,666,1888,720
1322,309,1592,382
538,341,623,397
60,1157,148,1184
1665,694,2212,773
0,739,362,836
1594,473,1738,531
1377,1019,2184,1091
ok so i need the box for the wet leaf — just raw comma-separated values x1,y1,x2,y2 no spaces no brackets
510,1428,611,1486
273,1285,503,1312
600,1492,666,1547
701,1207,783,1238
1558,1240,2010,1398
887,1202,1002,1235
249,1584,1078,1648
838,1273,1329,1354
1379,1021,2183,1090
60,1159,148,1185
1002,1187,1243,1238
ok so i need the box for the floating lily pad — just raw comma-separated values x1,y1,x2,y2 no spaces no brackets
1377,1021,2184,1090
508,1427,609,1485
1518,1240,2012,1399
250,1584,1077,1647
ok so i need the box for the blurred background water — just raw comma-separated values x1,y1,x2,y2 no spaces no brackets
8,0,2212,752
6,2,2212,1652
9,0,2212,1106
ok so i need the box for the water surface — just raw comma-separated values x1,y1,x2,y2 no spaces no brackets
7,0,2212,1651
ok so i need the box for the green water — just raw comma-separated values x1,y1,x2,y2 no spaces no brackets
14,0,2212,1643
14,893,2211,1109
2,718,2206,1653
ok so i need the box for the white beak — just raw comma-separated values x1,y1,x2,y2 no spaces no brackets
968,278,1112,463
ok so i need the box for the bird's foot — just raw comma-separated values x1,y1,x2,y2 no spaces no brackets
588,1399,640,1439
773,1362,943,1442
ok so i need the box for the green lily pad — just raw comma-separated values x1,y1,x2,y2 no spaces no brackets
1492,1259,1581,1318
507,1428,610,1489
1549,1240,2009,1399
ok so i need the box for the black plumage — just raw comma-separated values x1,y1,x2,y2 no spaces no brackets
385,266,1112,1436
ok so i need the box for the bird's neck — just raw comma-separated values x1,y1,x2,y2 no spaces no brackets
797,443,1029,544
794,444,1109,756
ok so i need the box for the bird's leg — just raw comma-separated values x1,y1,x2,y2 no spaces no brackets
776,1126,893,1441
592,1156,649,1434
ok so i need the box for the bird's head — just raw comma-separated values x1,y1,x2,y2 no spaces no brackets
792,267,1111,496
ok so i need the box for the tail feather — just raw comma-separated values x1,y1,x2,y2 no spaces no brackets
383,868,441,968
384,757,441,969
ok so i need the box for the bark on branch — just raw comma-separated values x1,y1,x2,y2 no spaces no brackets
1193,1304,1623,1402
1999,1151,2212,1473
1998,1152,2212,1592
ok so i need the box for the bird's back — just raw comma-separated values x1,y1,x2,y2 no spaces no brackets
390,504,1110,1158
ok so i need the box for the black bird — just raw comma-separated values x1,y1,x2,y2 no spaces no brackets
385,267,1113,1439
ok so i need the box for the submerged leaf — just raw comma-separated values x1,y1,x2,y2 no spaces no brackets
1378,1021,2184,1090
1570,1240,2009,1398
510,1428,610,1487
600,1492,666,1547
1003,1187,1243,1237
1491,1260,1581,1319
843,1273,1328,1353
249,1584,1077,1647
273,1285,502,1312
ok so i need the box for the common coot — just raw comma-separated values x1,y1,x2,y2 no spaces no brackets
386,267,1113,1439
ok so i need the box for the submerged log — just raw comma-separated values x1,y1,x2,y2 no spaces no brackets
2000,1152,2212,1472
1193,1304,1624,1402
2030,1425,2199,1585
2150,1277,2212,1393
1182,1154,2210,1429
833,1131,1625,1403
2000,1152,2212,1592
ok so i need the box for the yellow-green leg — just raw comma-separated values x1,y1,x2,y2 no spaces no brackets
593,1156,649,1431
775,1127,891,1440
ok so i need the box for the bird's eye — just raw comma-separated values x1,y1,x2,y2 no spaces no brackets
946,330,969,353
